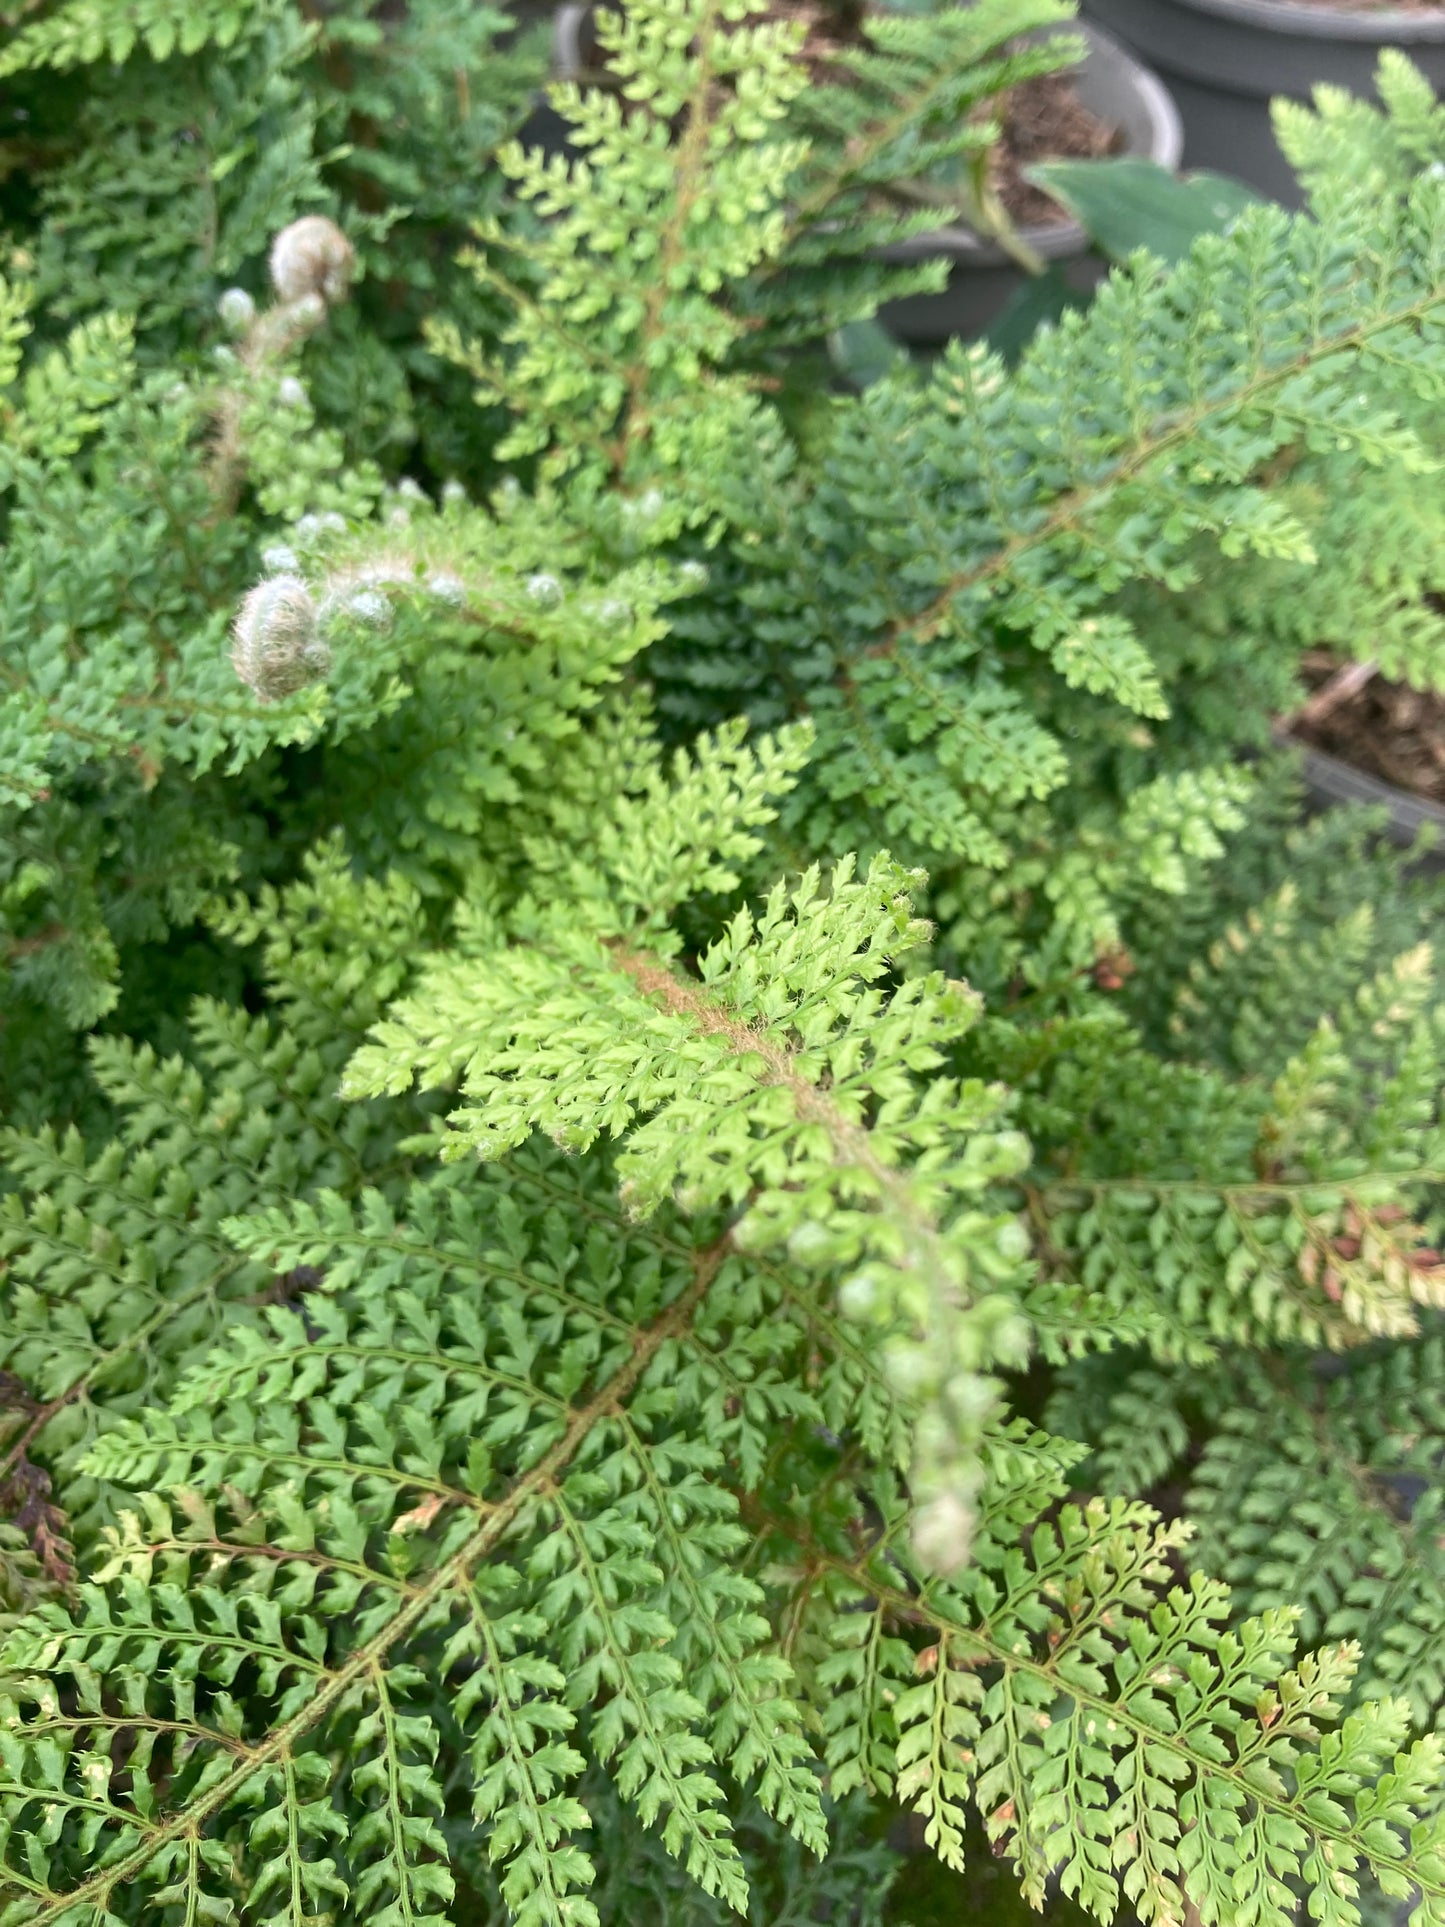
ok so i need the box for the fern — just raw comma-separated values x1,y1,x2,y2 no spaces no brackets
348,812,1039,1571
467,7,1445,971
10,7,1445,1922
7,1104,1445,1926
0,0,258,74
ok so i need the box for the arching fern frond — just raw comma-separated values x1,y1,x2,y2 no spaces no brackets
0,844,431,1547
2,1154,823,1926
1187,1339,1445,1732
751,1469,1445,1927
348,834,1035,1573
8,1138,1445,1927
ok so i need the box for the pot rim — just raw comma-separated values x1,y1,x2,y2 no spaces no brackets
1128,0,1445,44
872,22,1184,265
1280,730,1445,848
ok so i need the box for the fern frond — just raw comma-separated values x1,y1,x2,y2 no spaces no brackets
756,1481,1445,1927
1186,1340,1445,1730
0,851,431,1544
0,1152,795,1921
0,0,267,76
349,839,1035,1570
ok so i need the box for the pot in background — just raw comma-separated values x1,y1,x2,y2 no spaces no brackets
512,2,604,158
1081,0,1445,205
875,23,1182,347
1282,734,1445,871
539,10,1180,344
555,2,615,81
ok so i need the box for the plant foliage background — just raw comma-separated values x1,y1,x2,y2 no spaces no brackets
3,2,1445,1924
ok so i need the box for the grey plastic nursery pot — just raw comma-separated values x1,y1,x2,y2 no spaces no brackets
1282,734,1445,871
875,24,1183,348
555,2,612,80
512,2,606,159
1080,0,1445,206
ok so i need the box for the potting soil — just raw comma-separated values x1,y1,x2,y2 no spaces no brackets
1294,649,1445,802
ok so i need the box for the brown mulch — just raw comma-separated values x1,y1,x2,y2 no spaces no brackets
573,2,1121,227
986,69,1122,227
1292,650,1445,803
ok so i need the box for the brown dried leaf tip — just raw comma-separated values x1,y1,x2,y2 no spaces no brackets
0,1372,75,1590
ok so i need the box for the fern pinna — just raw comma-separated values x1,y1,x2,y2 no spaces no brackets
7,0,1445,1922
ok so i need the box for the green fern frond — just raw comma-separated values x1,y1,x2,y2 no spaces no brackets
1,1155,805,1922
349,837,1035,1571
1186,1340,1445,1729
0,0,267,76
754,1470,1445,1926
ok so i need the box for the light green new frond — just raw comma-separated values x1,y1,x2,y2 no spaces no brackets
0,278,33,395
1274,51,1445,208
206,832,430,1044
350,849,1034,1569
1115,769,1253,900
0,311,135,484
0,0,268,76
519,717,815,944
256,514,683,883
445,0,809,486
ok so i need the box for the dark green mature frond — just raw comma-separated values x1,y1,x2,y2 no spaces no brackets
466,1776,898,1927
24,7,329,331
0,844,431,1545
1,1149,826,1926
631,148,1445,977
1187,1340,1445,1730
991,830,1445,1360
6,1133,1445,1927
1119,764,1445,1051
